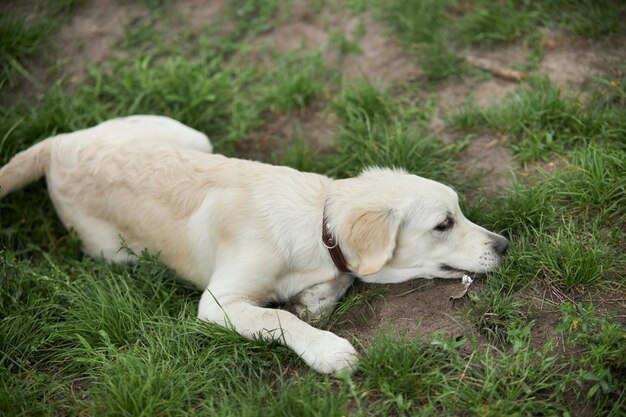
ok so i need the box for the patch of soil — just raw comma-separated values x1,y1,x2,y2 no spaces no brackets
172,0,227,33
471,78,520,106
6,0,228,100
520,281,626,351
428,75,518,138
539,31,626,89
54,0,149,84
333,279,480,346
259,20,326,55
523,289,566,350
329,16,420,85
258,1,419,85
469,42,530,70
427,71,519,194
235,104,339,160
452,132,517,195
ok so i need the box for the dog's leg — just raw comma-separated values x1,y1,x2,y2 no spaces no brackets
198,287,358,374
291,275,354,323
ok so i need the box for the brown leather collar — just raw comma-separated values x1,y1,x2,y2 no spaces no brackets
322,209,351,273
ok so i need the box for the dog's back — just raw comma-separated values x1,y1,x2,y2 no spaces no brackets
0,115,211,200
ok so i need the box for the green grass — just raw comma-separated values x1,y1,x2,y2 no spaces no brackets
378,0,463,82
530,223,615,289
450,77,625,164
229,0,283,39
0,15,49,90
329,30,362,55
587,70,626,111
329,81,451,178
537,0,626,38
559,303,626,415
273,130,321,173
263,52,328,112
1,1,625,416
457,0,535,45
359,324,571,415
380,0,450,44
0,0,85,96
457,141,624,357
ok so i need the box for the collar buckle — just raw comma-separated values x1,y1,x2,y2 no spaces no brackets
322,209,351,273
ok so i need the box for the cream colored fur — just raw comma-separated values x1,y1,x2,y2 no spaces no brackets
0,115,508,374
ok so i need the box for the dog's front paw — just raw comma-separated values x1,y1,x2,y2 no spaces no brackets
299,331,358,374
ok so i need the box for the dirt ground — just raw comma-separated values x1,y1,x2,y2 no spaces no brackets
12,0,625,345
332,279,481,344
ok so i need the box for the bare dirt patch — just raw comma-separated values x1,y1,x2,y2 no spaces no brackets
54,1,149,84
235,103,340,160
5,0,229,97
171,0,227,33
427,72,519,194
469,42,531,70
333,279,481,346
258,1,419,85
453,132,517,195
540,31,626,89
522,284,568,350
329,16,420,85
518,280,626,352
428,75,518,142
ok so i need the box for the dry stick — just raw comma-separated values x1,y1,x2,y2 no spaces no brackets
464,55,526,82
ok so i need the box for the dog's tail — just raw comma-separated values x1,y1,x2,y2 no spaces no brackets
0,138,53,199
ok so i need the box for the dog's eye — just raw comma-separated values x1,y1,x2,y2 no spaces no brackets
434,217,454,232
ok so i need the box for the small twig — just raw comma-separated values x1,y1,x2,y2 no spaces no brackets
465,55,526,82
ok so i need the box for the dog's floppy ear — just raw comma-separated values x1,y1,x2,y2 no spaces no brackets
341,209,399,276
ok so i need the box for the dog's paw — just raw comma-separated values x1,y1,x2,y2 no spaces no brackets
299,331,358,374
292,303,329,325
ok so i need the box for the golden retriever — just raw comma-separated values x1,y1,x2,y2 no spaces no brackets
0,116,508,373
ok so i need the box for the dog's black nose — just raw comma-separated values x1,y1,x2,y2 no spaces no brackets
493,237,509,255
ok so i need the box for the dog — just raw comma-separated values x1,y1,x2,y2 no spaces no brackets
0,115,508,373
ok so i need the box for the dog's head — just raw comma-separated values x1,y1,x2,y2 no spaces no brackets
327,168,508,283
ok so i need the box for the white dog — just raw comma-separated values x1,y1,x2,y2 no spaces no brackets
0,116,508,373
